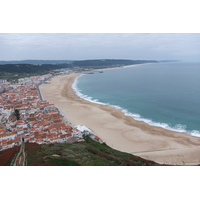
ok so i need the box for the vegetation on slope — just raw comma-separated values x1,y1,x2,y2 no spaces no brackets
0,59,159,80
0,60,73,65
0,146,20,166
24,136,161,166
70,59,158,67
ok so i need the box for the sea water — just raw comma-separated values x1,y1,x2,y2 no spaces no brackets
72,62,200,137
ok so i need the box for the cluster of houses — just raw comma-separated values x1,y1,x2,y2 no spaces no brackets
0,74,103,151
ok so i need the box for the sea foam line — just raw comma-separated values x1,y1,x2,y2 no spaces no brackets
72,75,200,137
72,75,106,105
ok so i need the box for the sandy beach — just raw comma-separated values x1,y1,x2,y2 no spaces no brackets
40,73,200,165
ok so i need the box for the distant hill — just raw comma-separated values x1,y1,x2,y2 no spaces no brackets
0,59,158,66
71,59,158,67
0,60,74,65
0,59,159,81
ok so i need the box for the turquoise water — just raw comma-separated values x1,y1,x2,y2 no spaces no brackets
73,62,200,137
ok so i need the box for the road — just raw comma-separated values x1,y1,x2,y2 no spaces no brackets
36,75,55,101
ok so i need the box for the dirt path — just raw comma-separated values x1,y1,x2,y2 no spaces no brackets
14,141,25,166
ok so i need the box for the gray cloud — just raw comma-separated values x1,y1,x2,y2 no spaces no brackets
0,33,200,61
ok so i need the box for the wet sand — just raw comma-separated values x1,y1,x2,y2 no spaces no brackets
40,73,200,165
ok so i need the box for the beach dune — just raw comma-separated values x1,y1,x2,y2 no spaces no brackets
40,73,200,165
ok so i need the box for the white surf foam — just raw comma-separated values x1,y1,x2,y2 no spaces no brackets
72,75,106,105
109,105,199,135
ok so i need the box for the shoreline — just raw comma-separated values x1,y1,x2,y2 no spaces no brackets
73,73,199,136
40,73,200,165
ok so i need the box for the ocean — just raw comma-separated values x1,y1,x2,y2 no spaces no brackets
73,62,200,137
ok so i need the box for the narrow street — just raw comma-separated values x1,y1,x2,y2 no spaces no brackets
14,141,25,166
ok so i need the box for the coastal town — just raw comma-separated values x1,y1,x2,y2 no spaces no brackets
0,73,103,152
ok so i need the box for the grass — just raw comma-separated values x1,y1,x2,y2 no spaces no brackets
24,136,161,166
0,146,20,166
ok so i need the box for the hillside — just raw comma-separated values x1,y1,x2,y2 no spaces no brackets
0,59,159,74
0,146,20,166
0,134,163,166
0,60,74,65
0,59,159,81
70,59,158,67
0,136,162,166
24,136,161,166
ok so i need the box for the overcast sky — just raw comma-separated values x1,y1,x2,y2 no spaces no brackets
0,33,200,61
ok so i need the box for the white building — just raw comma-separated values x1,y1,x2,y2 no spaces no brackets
0,79,7,84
